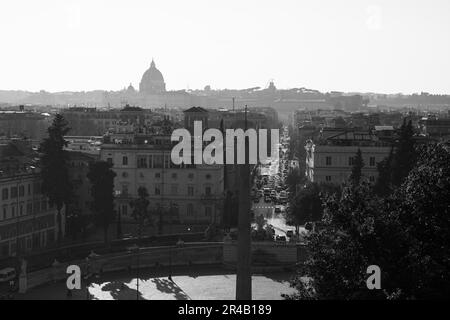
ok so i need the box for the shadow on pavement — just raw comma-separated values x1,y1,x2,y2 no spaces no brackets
100,281,144,300
151,278,191,300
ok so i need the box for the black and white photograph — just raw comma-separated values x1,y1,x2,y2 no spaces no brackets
0,0,449,306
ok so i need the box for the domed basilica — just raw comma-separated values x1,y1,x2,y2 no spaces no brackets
139,59,166,94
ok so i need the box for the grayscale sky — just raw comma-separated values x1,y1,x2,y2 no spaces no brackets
0,0,449,94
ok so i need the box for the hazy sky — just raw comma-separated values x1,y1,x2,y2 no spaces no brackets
0,0,449,94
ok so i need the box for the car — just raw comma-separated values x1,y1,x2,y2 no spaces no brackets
275,235,287,242
264,196,272,203
253,197,260,203
274,206,282,213
286,230,294,238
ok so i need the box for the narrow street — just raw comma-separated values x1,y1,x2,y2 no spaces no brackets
251,127,299,239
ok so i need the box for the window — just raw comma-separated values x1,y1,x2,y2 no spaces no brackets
171,173,177,179
1,244,8,256
123,184,129,196
11,187,18,199
326,156,332,166
26,203,33,215
369,176,375,182
2,188,8,200
41,200,47,211
34,182,41,195
154,155,164,168
205,206,212,217
155,172,161,179
348,157,354,166
205,186,212,196
187,186,194,197
121,205,128,216
107,157,113,165
205,174,211,180
3,206,7,220
122,156,128,166
188,173,194,180
164,155,170,169
171,184,178,195
11,205,15,218
369,157,376,167
33,201,40,214
122,172,128,178
171,204,179,219
325,176,332,182
187,203,194,216
28,184,31,195
137,155,148,168
19,185,24,197
155,185,161,196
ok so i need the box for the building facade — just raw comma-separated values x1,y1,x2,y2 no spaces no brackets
305,130,392,185
100,128,224,235
0,141,62,258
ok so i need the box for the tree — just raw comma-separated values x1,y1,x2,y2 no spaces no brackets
349,148,364,185
374,119,417,195
286,167,306,194
391,119,417,186
87,161,116,244
40,114,72,243
374,147,394,196
287,183,340,233
284,143,450,300
129,186,151,243
392,143,450,299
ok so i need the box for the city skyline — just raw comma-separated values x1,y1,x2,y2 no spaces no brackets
0,0,450,95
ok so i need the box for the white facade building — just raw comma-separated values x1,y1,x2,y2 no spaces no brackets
305,130,392,185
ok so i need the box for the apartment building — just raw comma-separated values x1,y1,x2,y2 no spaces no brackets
305,130,392,185
0,141,61,258
100,126,224,235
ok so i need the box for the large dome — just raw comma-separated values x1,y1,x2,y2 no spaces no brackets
139,60,166,94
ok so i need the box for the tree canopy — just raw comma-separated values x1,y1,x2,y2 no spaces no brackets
375,118,417,195
87,160,116,244
349,148,364,185
40,114,72,242
285,143,450,300
130,186,152,239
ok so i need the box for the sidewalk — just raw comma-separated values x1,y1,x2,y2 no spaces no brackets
16,267,295,300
